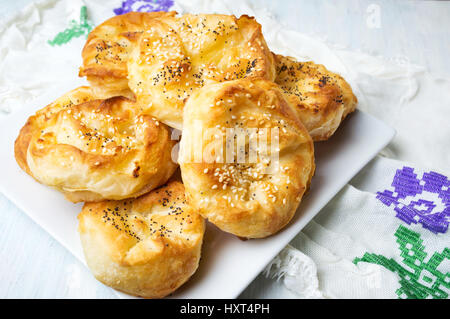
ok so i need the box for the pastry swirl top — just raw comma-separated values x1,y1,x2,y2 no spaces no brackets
179,78,315,238
79,11,176,99
274,54,357,141
15,87,177,202
15,86,95,175
127,13,276,129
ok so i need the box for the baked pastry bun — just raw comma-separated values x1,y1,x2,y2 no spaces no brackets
274,54,357,141
179,78,315,238
78,181,205,298
127,13,276,129
79,11,176,99
15,86,95,175
15,87,177,202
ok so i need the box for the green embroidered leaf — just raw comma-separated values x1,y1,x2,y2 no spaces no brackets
354,225,449,299
48,6,93,46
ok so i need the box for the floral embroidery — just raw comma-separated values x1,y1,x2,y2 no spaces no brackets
113,0,174,15
354,225,449,299
377,166,450,234
48,6,93,46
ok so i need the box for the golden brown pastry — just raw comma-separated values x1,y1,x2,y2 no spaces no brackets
179,78,315,238
15,87,177,203
78,181,205,298
274,54,357,141
15,86,95,175
79,11,176,99
127,13,276,129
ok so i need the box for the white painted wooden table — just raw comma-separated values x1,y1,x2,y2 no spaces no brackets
1,0,449,298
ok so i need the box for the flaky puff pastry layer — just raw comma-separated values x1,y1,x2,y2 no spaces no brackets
127,13,276,129
15,86,177,203
78,181,205,298
274,54,357,141
15,86,95,176
179,79,315,238
79,11,176,99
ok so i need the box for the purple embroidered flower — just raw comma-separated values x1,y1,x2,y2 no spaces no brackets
377,166,450,234
114,0,174,15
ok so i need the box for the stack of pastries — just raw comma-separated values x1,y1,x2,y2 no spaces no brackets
14,12,357,298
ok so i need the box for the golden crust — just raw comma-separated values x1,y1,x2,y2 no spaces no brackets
274,54,357,141
127,13,276,129
79,11,176,99
15,86,96,175
15,87,177,202
179,78,315,238
78,181,205,298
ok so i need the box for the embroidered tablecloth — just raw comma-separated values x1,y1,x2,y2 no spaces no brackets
0,0,448,299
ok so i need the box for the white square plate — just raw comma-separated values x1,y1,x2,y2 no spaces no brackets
0,87,395,299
